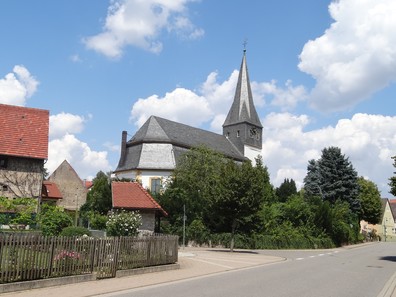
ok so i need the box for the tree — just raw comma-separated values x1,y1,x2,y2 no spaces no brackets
275,178,297,202
304,146,360,214
159,146,224,229
83,171,112,215
389,155,396,197
358,177,382,224
303,159,321,197
213,159,267,251
159,146,273,251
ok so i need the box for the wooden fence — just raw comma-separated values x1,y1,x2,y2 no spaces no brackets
0,233,178,283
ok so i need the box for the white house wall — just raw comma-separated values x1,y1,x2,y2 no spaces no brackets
114,170,172,191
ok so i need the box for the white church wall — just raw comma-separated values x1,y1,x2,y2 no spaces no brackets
244,145,262,165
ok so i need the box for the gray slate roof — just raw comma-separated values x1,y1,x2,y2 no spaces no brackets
115,116,246,172
223,51,262,128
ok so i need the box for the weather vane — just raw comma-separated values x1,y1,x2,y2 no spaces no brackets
243,38,248,52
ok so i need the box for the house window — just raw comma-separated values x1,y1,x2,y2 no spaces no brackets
1,184,8,192
150,178,161,194
0,156,8,168
237,130,240,137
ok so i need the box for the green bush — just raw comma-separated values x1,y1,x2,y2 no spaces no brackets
89,213,108,230
60,226,91,237
39,205,73,236
187,219,210,245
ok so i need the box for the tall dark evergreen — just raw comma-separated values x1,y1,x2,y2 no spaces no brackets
389,155,396,197
275,178,297,202
303,159,322,197
84,171,112,215
304,147,360,213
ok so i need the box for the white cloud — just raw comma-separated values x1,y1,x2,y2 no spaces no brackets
84,0,203,58
299,0,396,112
130,69,293,133
130,87,213,127
49,112,87,139
262,112,396,196
47,112,112,180
47,134,111,180
0,65,39,106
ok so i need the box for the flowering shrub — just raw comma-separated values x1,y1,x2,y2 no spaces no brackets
106,210,142,237
54,250,81,261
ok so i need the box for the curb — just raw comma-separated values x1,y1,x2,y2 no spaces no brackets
0,264,180,294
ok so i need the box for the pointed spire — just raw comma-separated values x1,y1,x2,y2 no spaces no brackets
223,50,262,128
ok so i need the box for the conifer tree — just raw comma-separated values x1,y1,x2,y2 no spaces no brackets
275,178,297,202
304,147,360,213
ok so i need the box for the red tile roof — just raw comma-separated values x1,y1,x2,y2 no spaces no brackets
112,182,167,216
0,104,49,159
84,180,93,189
42,181,62,200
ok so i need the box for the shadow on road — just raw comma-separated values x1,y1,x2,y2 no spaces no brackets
379,256,396,262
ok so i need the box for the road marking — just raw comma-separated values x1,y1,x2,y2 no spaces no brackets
187,257,234,269
296,258,304,261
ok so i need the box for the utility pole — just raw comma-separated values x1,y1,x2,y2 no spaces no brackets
183,204,186,249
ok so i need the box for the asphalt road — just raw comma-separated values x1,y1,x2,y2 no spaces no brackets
101,242,396,297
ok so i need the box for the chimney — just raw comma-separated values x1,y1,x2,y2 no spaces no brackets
119,131,128,167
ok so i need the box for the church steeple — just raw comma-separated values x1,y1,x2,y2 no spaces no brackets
223,50,263,156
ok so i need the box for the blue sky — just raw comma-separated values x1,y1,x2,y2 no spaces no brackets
1,0,395,196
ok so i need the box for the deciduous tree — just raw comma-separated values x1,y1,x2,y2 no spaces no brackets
389,156,396,197
357,177,382,224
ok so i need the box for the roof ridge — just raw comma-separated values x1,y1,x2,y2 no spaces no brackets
49,159,84,184
134,182,167,214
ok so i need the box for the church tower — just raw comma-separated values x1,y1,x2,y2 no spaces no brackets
223,50,263,161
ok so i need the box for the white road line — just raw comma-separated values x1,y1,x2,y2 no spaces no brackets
186,257,234,269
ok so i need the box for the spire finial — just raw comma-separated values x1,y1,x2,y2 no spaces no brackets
243,38,248,53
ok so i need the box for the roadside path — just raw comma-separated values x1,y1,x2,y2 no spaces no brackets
2,247,284,297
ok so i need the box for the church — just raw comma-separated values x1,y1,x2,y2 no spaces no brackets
113,50,263,193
